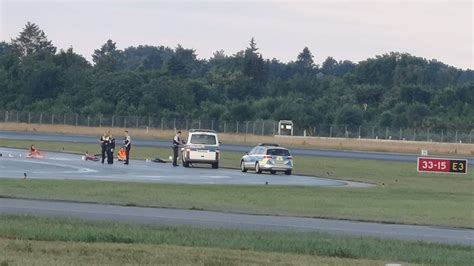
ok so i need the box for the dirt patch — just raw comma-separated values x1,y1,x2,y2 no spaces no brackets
1,122,472,156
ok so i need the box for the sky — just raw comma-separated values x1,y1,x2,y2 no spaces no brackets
1,0,473,69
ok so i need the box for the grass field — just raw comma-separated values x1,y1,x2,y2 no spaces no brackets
1,215,472,266
1,122,473,156
0,239,388,266
1,139,473,228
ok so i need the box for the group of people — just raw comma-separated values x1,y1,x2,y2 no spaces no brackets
100,130,131,165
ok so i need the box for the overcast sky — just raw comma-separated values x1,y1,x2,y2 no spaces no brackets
1,0,472,69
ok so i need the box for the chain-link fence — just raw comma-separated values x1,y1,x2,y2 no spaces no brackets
1,110,472,143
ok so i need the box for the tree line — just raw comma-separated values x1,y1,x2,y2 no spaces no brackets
0,22,473,130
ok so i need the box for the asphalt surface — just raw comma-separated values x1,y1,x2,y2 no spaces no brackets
1,198,472,246
3,131,472,164
0,148,370,187
1,132,472,246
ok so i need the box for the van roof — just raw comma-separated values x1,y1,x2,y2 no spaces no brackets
188,129,217,133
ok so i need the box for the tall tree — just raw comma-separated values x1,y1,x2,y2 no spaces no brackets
243,38,266,82
321,56,338,75
167,44,199,76
92,39,122,72
11,22,56,57
296,47,315,71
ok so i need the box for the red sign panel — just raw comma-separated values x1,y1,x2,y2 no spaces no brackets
417,157,467,174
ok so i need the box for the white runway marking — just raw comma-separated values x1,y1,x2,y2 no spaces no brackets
203,175,231,179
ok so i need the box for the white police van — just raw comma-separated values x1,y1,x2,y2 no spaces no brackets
181,129,220,169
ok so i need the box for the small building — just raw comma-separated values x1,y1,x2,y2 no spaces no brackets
278,120,294,136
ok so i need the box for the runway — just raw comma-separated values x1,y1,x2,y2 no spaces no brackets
1,198,472,246
3,131,472,164
0,148,371,187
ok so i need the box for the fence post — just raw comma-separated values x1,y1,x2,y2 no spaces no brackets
51,114,54,125
16,111,19,123
441,130,443,142
28,112,31,124
224,121,226,133
39,113,43,124
252,121,256,135
262,121,265,135
329,125,333,138
198,120,201,129
455,130,458,143
63,114,66,125
246,121,249,134
371,126,375,139
87,116,90,127
358,126,361,138
236,121,239,133
470,130,472,144
148,116,151,129
160,118,164,130
385,127,388,139
112,116,115,127
413,128,416,141
99,115,102,128
124,117,127,128
427,128,430,141
210,120,214,130
75,114,78,126
399,128,402,140
136,116,139,128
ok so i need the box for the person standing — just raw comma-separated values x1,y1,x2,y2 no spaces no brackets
107,133,115,164
100,131,109,164
124,130,131,165
172,130,185,166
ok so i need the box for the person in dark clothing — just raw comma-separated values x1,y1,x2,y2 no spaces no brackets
124,130,131,165
100,131,109,164
172,131,185,166
107,135,115,164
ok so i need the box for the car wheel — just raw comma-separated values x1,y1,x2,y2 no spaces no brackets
270,170,276,175
241,161,247,172
212,162,219,169
255,162,262,174
285,169,292,175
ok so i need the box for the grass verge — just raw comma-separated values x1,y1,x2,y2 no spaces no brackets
2,215,473,265
0,239,389,266
1,139,473,228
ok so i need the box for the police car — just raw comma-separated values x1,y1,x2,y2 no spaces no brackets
181,129,220,169
240,143,293,175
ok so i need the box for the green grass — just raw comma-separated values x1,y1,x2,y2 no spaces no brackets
1,239,390,266
2,215,473,266
1,139,473,228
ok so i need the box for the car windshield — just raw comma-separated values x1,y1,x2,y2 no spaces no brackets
266,148,290,156
190,134,217,145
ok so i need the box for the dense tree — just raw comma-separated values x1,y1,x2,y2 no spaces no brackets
1,22,473,131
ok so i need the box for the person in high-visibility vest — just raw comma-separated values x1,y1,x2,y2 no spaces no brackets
124,130,131,165
117,147,126,161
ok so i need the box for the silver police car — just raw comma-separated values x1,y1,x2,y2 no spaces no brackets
240,143,293,175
